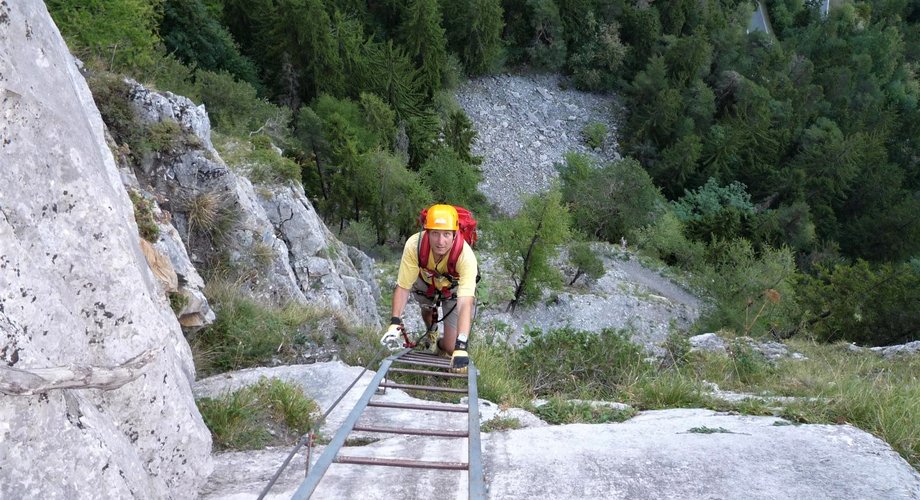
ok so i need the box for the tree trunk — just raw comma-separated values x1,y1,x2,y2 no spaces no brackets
569,269,583,286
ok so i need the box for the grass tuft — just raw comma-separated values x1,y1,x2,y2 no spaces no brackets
197,377,318,451
191,279,353,376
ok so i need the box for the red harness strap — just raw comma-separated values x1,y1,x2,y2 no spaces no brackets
417,230,463,299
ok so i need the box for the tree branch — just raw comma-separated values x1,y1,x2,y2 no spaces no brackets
0,349,158,396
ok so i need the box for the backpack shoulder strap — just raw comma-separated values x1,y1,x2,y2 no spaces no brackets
417,230,430,270
446,233,465,278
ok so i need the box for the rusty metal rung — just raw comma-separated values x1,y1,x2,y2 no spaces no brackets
398,355,452,365
352,425,468,438
335,455,468,470
400,352,450,360
389,367,466,378
367,401,468,413
400,354,445,361
392,359,452,369
379,381,466,393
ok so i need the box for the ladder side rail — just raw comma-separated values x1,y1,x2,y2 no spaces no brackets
467,363,486,500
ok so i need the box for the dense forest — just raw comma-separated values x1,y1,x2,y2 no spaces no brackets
45,0,920,346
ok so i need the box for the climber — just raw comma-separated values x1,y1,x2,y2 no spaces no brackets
380,204,478,373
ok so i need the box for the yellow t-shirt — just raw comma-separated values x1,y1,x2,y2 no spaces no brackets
396,232,478,297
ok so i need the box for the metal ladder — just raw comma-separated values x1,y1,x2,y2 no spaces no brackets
291,348,486,499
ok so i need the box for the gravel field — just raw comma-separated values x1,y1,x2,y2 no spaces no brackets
428,72,705,350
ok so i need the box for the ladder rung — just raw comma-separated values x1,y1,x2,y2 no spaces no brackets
392,359,452,369
352,425,468,438
379,382,466,393
388,367,467,378
399,351,443,359
367,401,468,413
335,455,468,470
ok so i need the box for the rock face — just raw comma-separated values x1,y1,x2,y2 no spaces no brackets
124,83,380,328
0,1,211,498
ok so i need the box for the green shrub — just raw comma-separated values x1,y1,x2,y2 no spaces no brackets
168,291,189,314
568,240,605,286
195,70,291,138
46,0,163,71
672,178,755,242
144,120,188,153
581,122,608,149
197,377,318,450
798,260,920,345
696,238,800,338
243,137,302,184
513,327,648,399
630,210,705,269
87,73,146,162
557,153,663,243
135,53,200,99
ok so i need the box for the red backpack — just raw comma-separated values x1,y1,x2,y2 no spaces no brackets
417,206,477,290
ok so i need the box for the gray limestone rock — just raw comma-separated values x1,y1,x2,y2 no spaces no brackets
124,82,380,328
256,184,380,328
690,333,727,353
0,2,211,497
870,340,920,359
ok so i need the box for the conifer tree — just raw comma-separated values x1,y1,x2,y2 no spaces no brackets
494,189,571,312
399,0,449,96
261,0,344,108
442,0,504,75
160,0,260,88
363,40,427,119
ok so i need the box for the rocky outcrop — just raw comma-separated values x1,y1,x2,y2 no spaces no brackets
689,333,807,361
0,2,211,497
124,83,380,328
257,184,379,326
868,340,920,359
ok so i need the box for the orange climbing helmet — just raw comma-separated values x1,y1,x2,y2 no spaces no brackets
423,204,460,231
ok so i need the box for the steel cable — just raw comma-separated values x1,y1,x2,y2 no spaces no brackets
256,342,392,499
